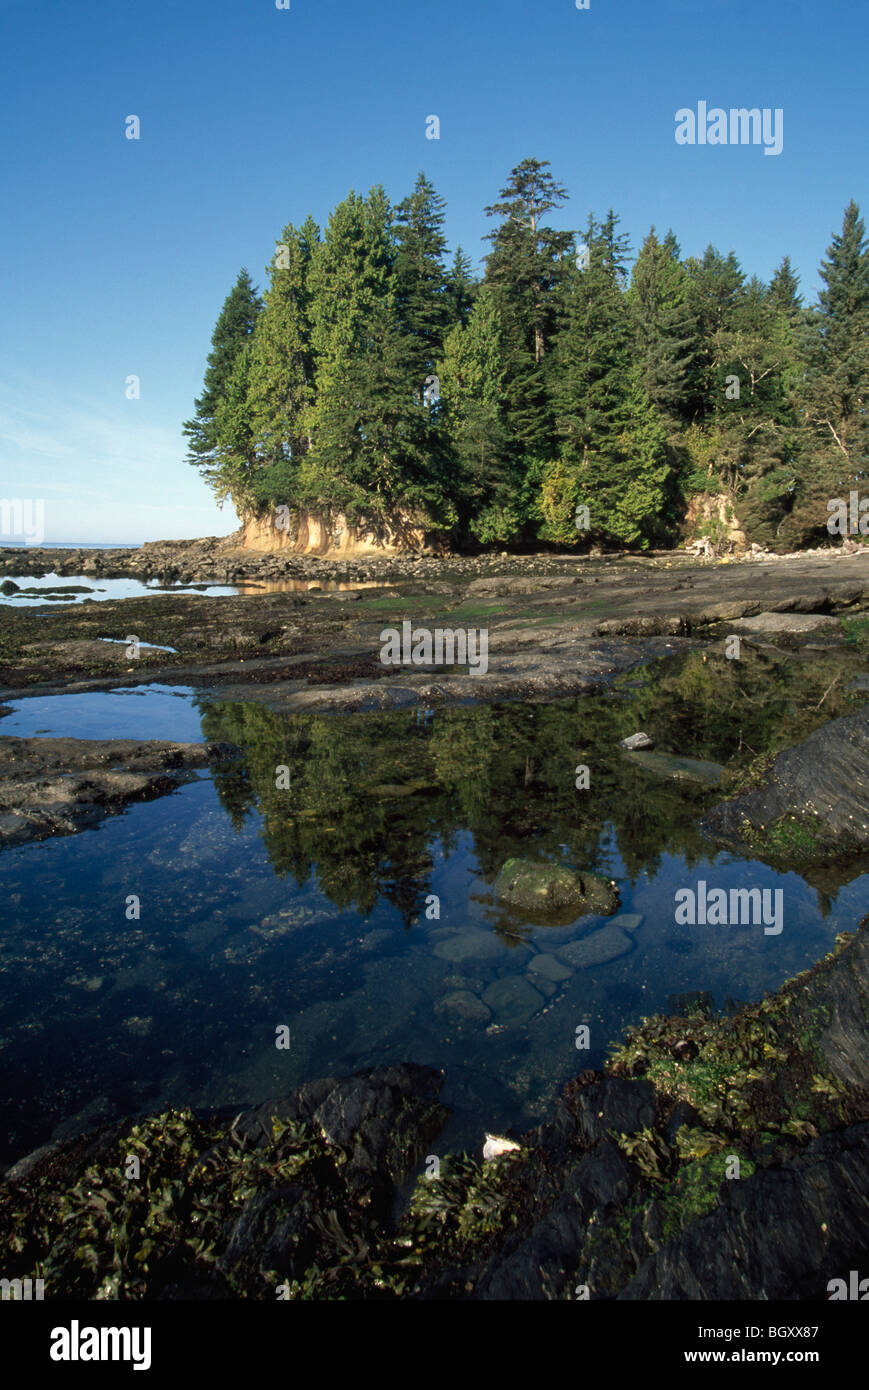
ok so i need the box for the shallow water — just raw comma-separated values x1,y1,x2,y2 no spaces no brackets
0,655,866,1166
0,573,388,606
0,573,238,606
0,686,202,740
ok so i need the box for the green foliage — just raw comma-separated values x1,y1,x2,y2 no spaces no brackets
183,268,262,476
402,1153,524,1264
183,175,869,554
841,614,869,649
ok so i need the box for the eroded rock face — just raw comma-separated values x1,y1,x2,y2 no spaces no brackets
241,508,430,557
703,704,869,855
492,858,619,925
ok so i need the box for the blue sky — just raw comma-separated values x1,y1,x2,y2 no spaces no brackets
0,0,866,544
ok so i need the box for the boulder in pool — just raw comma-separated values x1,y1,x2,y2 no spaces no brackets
492,858,619,925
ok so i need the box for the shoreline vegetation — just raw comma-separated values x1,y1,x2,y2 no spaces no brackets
178,159,869,559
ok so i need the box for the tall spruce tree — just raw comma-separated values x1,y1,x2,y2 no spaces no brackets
787,201,869,543
548,212,670,546
705,273,800,545
438,287,513,542
682,246,746,422
183,268,262,479
300,187,450,530
483,159,573,461
628,228,697,427
243,220,319,508
444,246,477,330
767,256,803,317
209,340,259,505
394,173,450,399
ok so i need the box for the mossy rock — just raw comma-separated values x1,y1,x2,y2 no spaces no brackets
492,858,619,925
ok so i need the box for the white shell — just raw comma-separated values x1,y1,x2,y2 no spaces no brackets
483,1134,522,1160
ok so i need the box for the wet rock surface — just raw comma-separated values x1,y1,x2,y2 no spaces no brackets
704,704,869,856
556,924,636,968
1,548,867,713
0,737,238,847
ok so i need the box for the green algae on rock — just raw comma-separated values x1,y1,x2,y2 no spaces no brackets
492,858,619,925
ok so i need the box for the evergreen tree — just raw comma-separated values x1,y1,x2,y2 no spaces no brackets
628,228,697,426
682,246,746,421
547,212,671,546
444,245,477,330
788,201,869,542
300,188,450,530
244,220,318,506
483,158,573,460
209,340,258,504
183,269,262,476
181,175,868,557
767,256,802,317
438,287,513,542
394,173,450,398
706,273,800,545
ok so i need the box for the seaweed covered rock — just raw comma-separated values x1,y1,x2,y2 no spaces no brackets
0,1063,447,1300
404,926,869,1300
619,1123,869,1300
3,930,869,1300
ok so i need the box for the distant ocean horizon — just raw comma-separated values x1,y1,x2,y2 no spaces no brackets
0,540,144,550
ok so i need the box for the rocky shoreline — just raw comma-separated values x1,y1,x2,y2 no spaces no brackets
2,531,868,587
1,547,868,714
1,541,867,1298
0,738,239,847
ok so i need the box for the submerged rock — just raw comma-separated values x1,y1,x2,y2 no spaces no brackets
482,976,545,1026
527,952,574,982
435,990,492,1022
622,749,723,786
492,858,619,925
432,929,506,962
609,913,644,932
557,924,635,969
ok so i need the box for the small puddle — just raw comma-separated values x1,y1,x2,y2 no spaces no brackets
97,637,177,653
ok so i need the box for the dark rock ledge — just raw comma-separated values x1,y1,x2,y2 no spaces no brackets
703,703,869,860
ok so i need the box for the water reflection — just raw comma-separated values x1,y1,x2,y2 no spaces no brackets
0,650,866,1164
